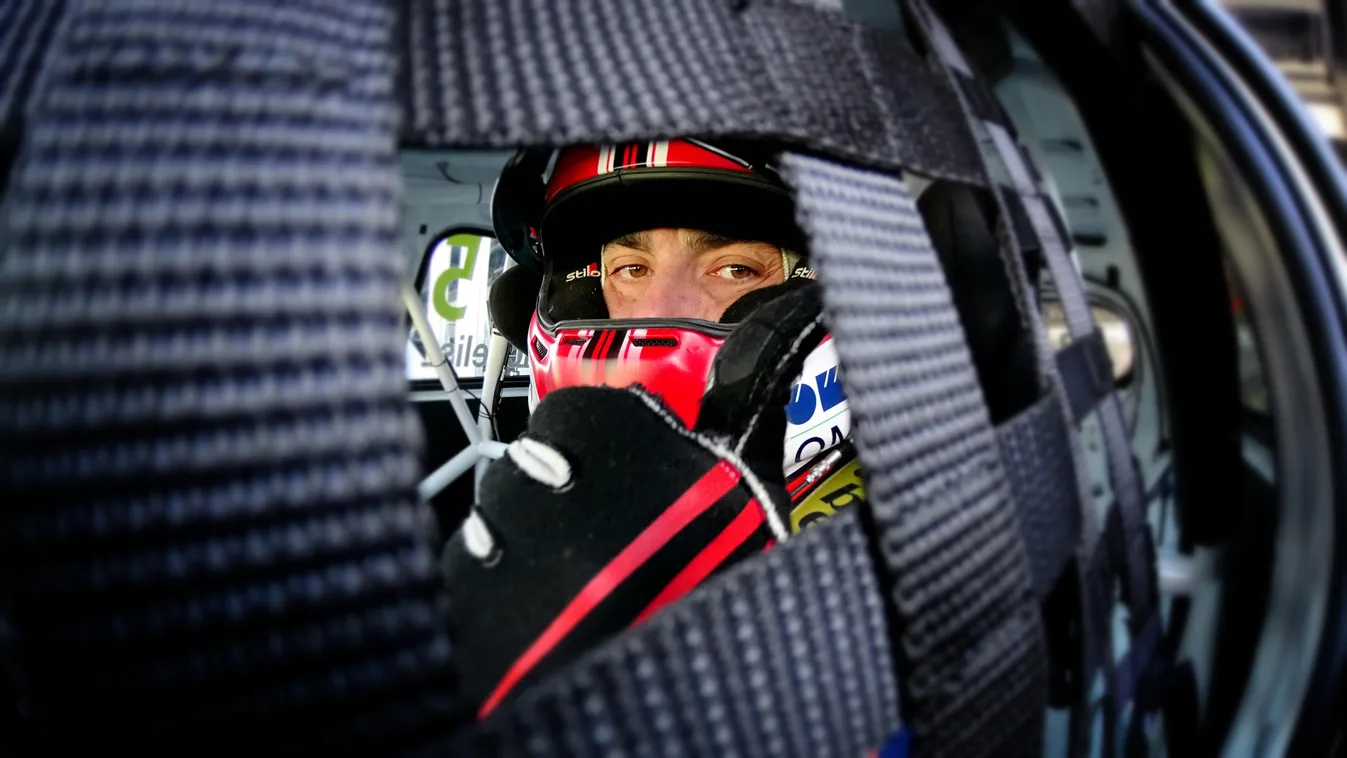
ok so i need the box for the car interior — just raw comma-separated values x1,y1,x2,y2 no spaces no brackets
399,2,1335,752
7,0,1347,753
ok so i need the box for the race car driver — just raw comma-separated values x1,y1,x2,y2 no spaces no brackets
493,139,858,488
443,139,865,715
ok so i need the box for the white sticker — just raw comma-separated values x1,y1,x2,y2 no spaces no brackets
783,339,851,476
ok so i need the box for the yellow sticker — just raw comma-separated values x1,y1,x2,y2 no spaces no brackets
788,459,867,533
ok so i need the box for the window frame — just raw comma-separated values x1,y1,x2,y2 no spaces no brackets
407,224,530,392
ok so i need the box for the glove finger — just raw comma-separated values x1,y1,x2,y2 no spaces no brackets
696,283,827,482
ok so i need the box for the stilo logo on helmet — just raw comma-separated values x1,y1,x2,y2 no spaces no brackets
564,262,601,282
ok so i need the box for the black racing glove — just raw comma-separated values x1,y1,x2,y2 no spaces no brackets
442,284,826,716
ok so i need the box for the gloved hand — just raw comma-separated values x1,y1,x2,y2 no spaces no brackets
442,284,827,716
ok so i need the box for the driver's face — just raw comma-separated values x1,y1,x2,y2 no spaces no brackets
601,228,786,321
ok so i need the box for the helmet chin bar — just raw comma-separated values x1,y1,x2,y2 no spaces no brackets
402,271,516,505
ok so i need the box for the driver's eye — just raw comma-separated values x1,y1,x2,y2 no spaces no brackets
615,264,650,280
712,264,759,281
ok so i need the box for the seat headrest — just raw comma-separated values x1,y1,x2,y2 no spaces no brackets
488,265,544,351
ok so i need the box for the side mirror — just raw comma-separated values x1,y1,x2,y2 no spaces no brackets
1042,300,1137,385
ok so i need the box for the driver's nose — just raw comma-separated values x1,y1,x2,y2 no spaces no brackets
627,270,717,321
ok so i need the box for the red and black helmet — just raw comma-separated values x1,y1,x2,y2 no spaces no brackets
494,138,802,272
490,138,815,426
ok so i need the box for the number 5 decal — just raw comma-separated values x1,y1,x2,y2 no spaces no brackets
431,233,483,322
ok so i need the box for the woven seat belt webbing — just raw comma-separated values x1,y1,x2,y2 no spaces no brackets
1056,330,1118,424
781,153,1046,758
399,0,984,185
902,0,1161,746
901,0,1153,613
997,394,1085,600
2,1,464,751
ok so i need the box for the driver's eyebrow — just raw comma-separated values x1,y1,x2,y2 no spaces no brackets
679,229,743,255
604,229,761,255
605,231,654,252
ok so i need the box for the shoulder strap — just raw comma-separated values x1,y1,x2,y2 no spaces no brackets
781,151,1048,756
398,0,983,184
1,1,461,751
0,0,64,190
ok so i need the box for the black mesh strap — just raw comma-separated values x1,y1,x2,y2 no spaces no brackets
1057,329,1116,423
903,0,1151,615
0,2,461,752
782,152,1045,758
0,0,65,197
0,1,63,129
397,0,984,184
901,0,1161,750
998,395,1084,599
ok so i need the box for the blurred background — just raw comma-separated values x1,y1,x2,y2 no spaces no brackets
1223,0,1347,155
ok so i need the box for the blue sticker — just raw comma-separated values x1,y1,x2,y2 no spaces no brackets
786,382,817,426
816,366,845,411
878,726,911,758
